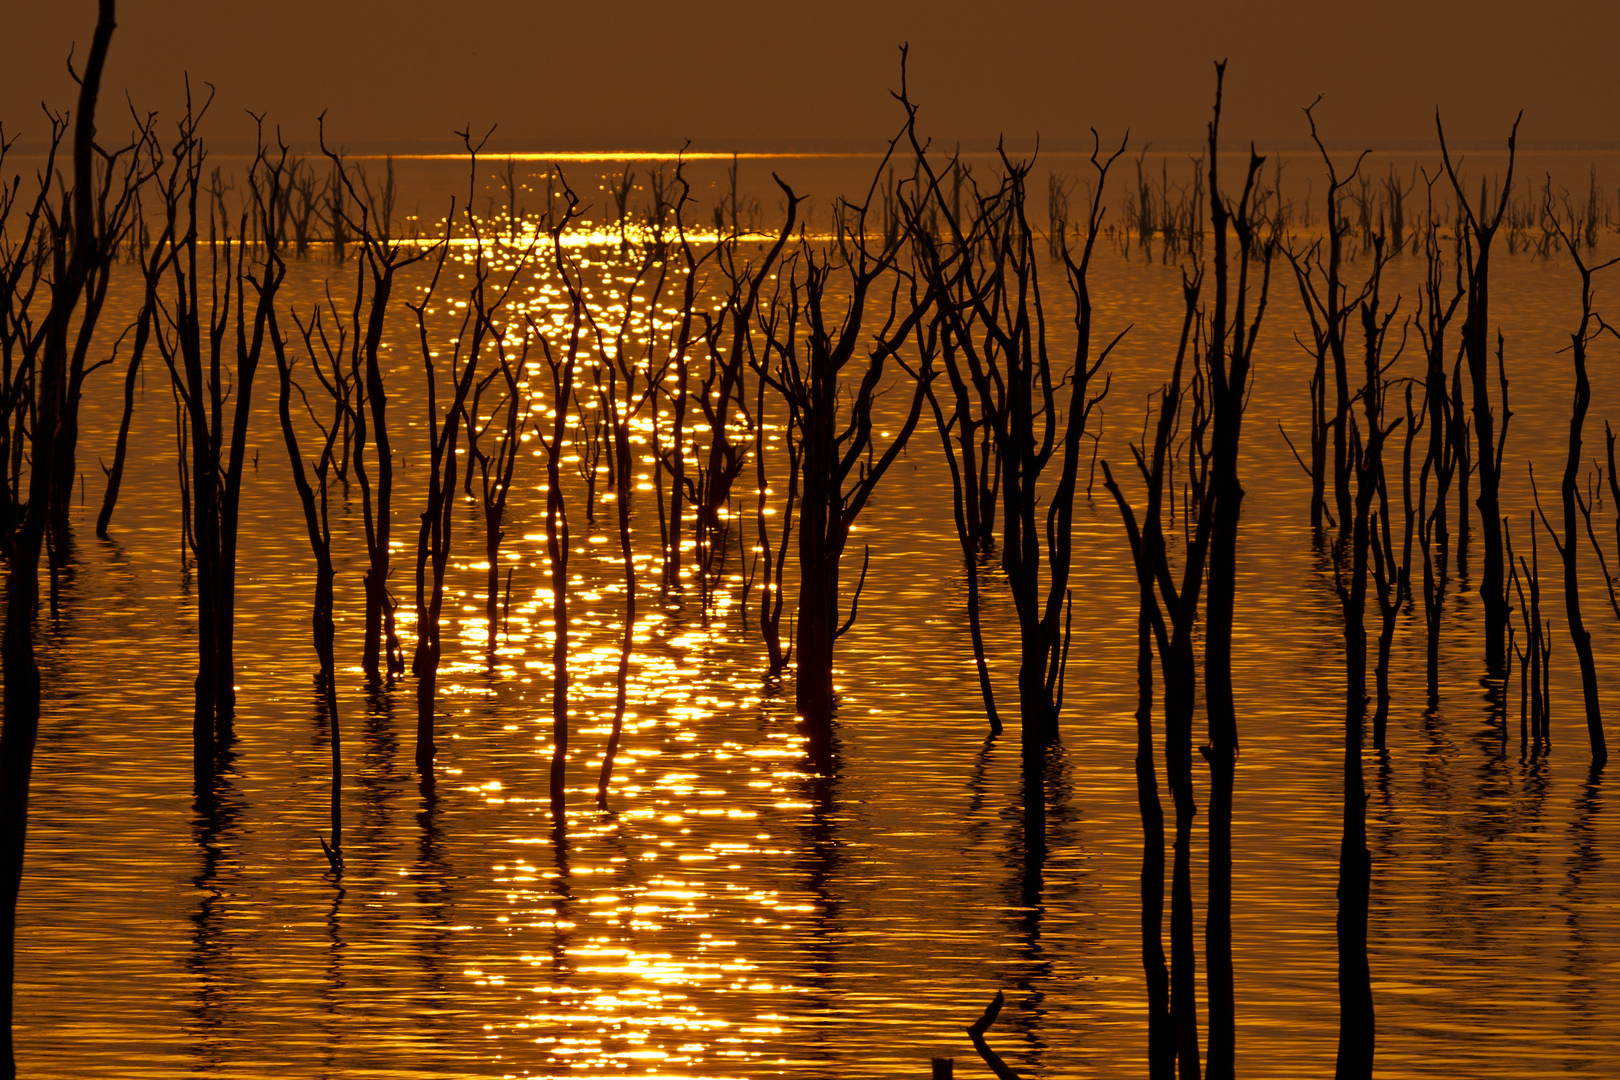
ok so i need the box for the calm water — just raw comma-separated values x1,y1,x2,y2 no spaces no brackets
11,151,1620,1079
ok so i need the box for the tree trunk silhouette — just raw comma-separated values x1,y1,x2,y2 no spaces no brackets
765,181,926,763
0,4,116,1071
96,254,167,538
900,73,1121,796
533,181,586,828
1201,65,1275,1079
466,350,529,666
1332,269,1396,1080
158,128,286,790
1439,113,1522,676
1416,201,1463,706
1102,273,1202,1079
271,304,345,866
907,155,1006,733
319,136,434,681
749,298,799,680
1544,215,1611,769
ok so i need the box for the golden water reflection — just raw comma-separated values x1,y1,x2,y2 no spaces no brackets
17,173,1620,1078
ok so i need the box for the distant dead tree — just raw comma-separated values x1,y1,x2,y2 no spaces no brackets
290,159,317,257
1383,164,1414,253
357,154,396,244
324,158,348,260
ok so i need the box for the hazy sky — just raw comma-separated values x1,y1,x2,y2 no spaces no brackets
4,1,1618,153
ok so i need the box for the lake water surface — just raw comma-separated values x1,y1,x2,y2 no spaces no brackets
11,150,1620,1079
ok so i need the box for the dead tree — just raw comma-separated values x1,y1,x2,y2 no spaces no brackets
290,160,317,257
321,131,438,680
688,177,800,612
530,179,586,829
903,104,1122,766
1438,112,1522,676
1508,516,1551,757
273,297,350,869
0,4,118,1068
1322,223,1404,1076
49,120,156,548
1383,165,1414,254
1102,270,1205,1080
1370,379,1420,749
155,115,288,789
1200,64,1275,1080
904,151,1006,734
580,251,660,806
899,69,1124,941
466,342,530,666
1541,212,1613,769
1349,239,1407,748
762,152,930,763
1284,99,1372,543
325,160,348,261
358,155,396,245
652,211,704,594
280,300,355,684
462,195,542,668
1414,187,1465,704
405,226,467,776
1334,403,1389,1080
407,134,533,776
571,168,710,808
1327,233,1400,1080
747,274,799,679
95,177,172,538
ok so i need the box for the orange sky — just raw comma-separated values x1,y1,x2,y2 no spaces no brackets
3,0,1617,153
